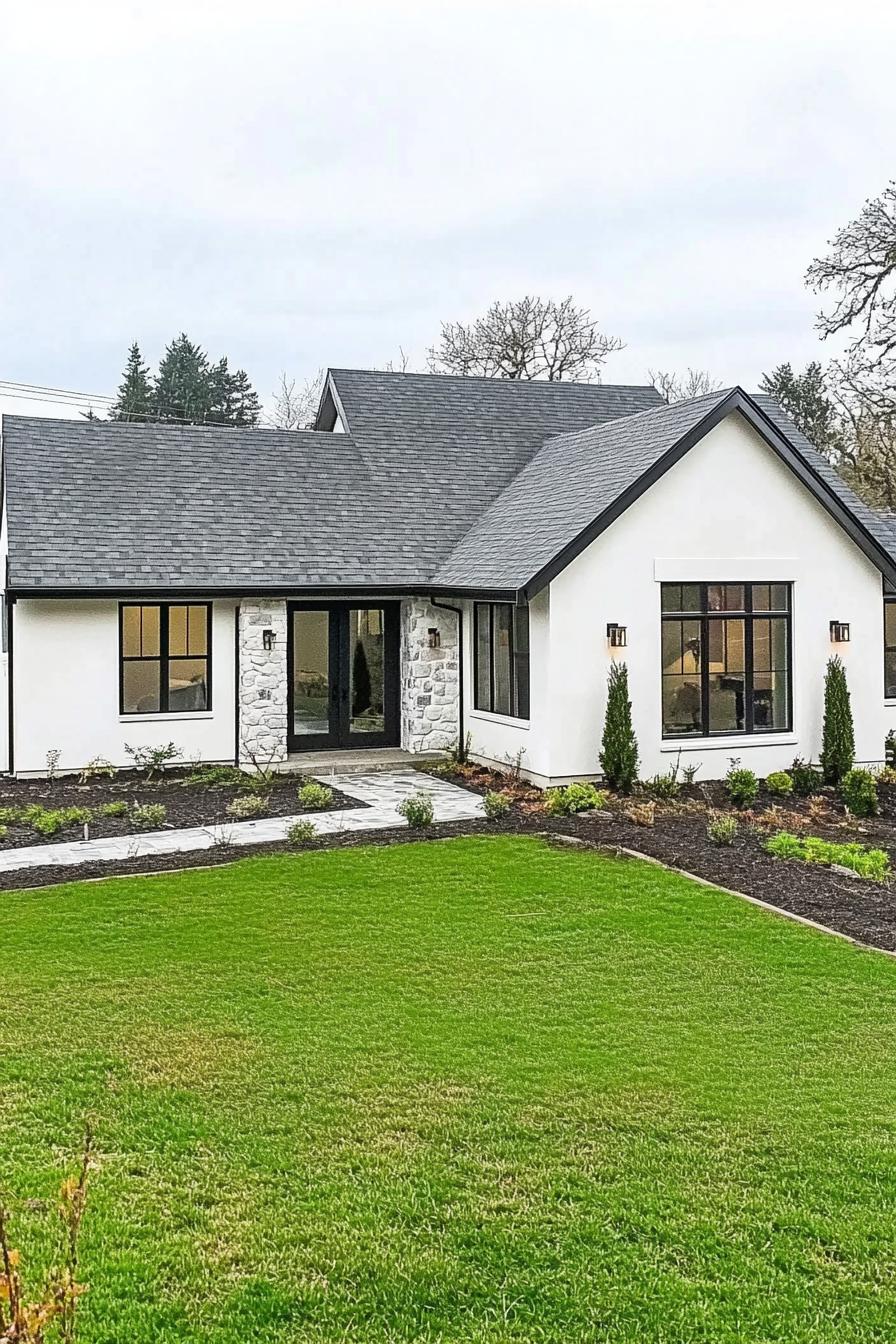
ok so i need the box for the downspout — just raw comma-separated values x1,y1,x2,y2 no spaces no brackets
429,595,464,758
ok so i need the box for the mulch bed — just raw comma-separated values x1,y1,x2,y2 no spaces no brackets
0,767,358,850
5,760,896,956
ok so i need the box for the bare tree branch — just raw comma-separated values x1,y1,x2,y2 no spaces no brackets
647,368,721,403
267,368,324,430
428,296,623,381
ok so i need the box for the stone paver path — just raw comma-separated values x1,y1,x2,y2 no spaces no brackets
0,770,484,875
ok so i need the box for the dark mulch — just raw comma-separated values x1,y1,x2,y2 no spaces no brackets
5,760,896,956
0,767,358,850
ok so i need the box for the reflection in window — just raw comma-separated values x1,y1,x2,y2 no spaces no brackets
120,604,210,714
474,603,530,719
661,584,790,737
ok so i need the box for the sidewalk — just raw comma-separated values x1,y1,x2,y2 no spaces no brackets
0,770,484,874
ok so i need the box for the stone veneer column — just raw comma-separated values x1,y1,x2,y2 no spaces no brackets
238,599,288,767
400,600,460,753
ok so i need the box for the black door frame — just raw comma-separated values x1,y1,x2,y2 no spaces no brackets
287,601,401,752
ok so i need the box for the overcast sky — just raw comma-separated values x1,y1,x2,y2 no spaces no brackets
3,0,896,418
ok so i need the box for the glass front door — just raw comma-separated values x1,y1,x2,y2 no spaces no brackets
288,603,399,750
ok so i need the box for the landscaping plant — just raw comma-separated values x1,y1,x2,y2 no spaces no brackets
397,792,435,828
124,742,180,779
707,812,738,846
78,756,116,784
227,794,268,820
790,757,822,797
599,662,639,793
765,770,793,797
725,760,759,808
99,801,129,818
130,803,167,830
45,748,61,782
820,656,855,784
840,767,879,818
644,766,680,800
287,819,317,847
543,783,606,816
765,830,890,880
297,782,334,811
482,790,512,820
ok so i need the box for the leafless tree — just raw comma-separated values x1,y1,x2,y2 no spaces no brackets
647,368,721,403
427,296,623,381
379,347,412,373
267,368,324,430
807,182,896,409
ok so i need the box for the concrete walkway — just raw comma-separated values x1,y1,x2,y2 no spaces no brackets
0,770,485,874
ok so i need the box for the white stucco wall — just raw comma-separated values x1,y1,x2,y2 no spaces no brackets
463,588,552,779
545,413,896,783
11,599,238,775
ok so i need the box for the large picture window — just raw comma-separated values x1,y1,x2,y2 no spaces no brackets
120,603,211,714
661,583,791,738
474,602,530,719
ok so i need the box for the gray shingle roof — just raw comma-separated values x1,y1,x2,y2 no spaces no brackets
2,372,662,592
434,390,733,589
4,372,895,595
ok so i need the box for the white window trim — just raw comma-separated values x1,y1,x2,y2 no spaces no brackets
660,733,797,754
468,709,530,730
119,711,214,724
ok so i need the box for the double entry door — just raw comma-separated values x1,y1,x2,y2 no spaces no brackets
287,602,400,751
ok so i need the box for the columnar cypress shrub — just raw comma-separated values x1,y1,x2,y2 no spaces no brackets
820,655,855,784
600,662,639,793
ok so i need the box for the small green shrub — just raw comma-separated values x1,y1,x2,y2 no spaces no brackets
764,830,805,860
185,765,246,788
765,771,793,797
0,806,22,825
790,757,822,797
78,756,116,784
765,830,890,880
483,790,512,820
297,781,334,811
227,794,268,820
99,800,129,818
125,742,180,779
543,783,607,816
707,812,738,846
840,767,879,818
0,824,7,840
644,767,680,800
25,805,93,837
287,819,317,847
397,792,435,828
725,760,759,808
130,802,167,830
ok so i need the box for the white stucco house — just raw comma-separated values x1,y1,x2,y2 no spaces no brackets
2,368,896,784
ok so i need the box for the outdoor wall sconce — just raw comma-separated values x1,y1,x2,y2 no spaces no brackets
262,628,277,651
606,623,627,648
428,627,441,649
829,620,850,643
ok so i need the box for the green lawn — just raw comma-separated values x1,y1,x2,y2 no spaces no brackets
3,837,896,1342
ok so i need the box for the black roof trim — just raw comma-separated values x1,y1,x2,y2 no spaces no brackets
7,583,518,602
522,388,896,598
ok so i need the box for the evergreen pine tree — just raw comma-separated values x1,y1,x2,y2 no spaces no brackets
600,661,639,793
110,341,152,421
229,368,261,426
820,655,855,784
151,333,211,423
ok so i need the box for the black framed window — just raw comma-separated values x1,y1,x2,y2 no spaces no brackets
885,580,896,698
661,583,791,738
474,602,530,719
120,603,211,714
